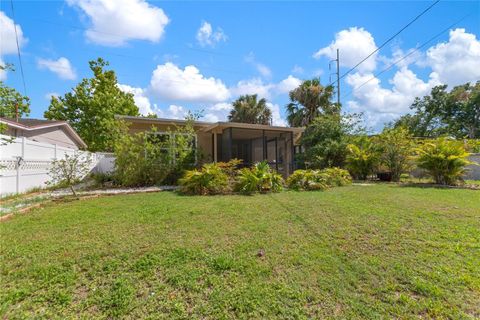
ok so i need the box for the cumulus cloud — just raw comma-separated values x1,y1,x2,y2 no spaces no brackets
267,102,287,127
245,52,272,78
203,102,233,122
118,84,158,115
0,11,27,80
149,62,230,103
313,27,377,72
231,78,274,100
196,21,227,47
276,75,302,94
67,0,169,46
37,57,77,80
425,28,480,86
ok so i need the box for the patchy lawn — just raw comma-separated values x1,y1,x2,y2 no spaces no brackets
1,185,479,319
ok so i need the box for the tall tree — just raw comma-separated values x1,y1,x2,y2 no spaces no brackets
392,82,479,138
286,78,336,127
228,94,272,125
44,58,139,151
0,65,30,118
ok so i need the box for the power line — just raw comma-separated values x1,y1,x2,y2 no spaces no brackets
10,0,27,97
330,0,440,86
341,14,471,100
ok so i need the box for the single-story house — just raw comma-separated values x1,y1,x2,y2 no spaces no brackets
119,115,304,177
0,118,87,150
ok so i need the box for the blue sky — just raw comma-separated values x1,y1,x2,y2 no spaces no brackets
1,0,479,130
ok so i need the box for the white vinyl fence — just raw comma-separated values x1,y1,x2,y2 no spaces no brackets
0,135,102,196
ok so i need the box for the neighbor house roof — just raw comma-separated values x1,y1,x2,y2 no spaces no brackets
116,115,305,134
0,117,87,149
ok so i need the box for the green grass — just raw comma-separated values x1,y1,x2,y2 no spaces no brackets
1,184,479,319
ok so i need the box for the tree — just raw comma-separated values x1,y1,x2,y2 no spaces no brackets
286,78,337,127
0,64,30,118
228,94,272,125
44,58,139,152
375,127,414,182
47,152,93,197
392,82,480,138
345,136,380,180
300,113,363,169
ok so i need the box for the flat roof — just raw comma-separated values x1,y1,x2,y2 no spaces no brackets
117,115,304,133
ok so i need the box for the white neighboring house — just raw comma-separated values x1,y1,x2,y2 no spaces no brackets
1,117,87,149
0,118,91,196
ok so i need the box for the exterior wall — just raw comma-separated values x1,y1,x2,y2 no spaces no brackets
8,126,80,149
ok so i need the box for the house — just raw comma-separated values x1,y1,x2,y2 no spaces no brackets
119,115,304,177
0,118,87,150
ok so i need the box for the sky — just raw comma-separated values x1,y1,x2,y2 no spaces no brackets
1,0,479,131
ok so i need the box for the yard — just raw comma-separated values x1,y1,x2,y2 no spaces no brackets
1,184,479,319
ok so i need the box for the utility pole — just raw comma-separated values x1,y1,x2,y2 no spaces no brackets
336,48,340,107
329,48,341,107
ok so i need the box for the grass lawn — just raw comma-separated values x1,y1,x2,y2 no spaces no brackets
1,184,479,319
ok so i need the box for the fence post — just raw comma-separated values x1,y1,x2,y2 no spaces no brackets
16,137,26,193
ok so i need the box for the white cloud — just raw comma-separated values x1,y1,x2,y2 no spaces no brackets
118,84,158,115
149,62,230,103
231,78,274,100
37,57,76,80
425,28,480,86
0,11,27,80
196,21,227,47
67,0,169,46
292,65,304,75
267,102,287,127
313,27,377,72
203,102,233,122
276,75,302,94
245,52,272,78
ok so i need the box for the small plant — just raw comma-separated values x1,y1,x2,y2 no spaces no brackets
376,127,414,182
179,163,229,195
321,167,352,186
235,161,284,194
47,152,93,196
346,136,380,180
415,138,473,185
286,170,329,191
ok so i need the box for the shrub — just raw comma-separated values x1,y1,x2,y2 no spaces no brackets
235,161,284,194
286,168,352,191
346,136,380,180
415,138,472,185
321,167,352,186
179,163,229,195
47,152,93,196
286,170,329,191
376,127,414,182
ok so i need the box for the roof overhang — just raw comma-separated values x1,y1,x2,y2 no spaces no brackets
0,118,87,149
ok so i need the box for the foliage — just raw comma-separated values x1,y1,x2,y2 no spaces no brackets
415,138,473,185
286,170,329,191
44,58,139,152
375,127,414,182
300,113,363,169
321,167,353,186
228,94,272,125
179,163,229,195
113,120,196,187
393,81,480,139
0,81,30,118
465,139,480,153
47,152,93,196
346,136,380,180
286,78,337,127
235,161,284,193
286,167,351,191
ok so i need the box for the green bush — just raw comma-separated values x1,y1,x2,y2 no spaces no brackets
416,138,473,185
376,127,414,182
286,168,351,191
321,167,352,186
179,163,229,195
286,170,329,191
235,161,284,194
346,136,380,180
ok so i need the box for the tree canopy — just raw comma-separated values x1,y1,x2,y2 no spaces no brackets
393,82,480,139
0,65,30,118
44,58,139,151
286,78,337,127
228,94,272,125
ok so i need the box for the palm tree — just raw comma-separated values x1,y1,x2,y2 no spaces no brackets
228,94,272,125
286,78,337,127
